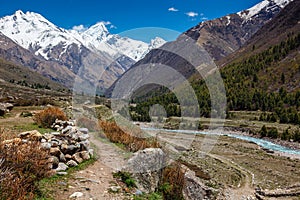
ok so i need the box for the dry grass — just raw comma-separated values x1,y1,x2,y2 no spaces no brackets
0,129,52,200
99,120,160,152
34,107,67,128
160,162,186,200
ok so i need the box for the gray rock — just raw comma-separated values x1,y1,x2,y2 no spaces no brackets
124,148,165,193
49,156,59,169
56,162,68,171
59,153,67,163
126,148,165,173
80,151,90,161
72,152,83,164
41,142,51,150
57,172,68,176
80,140,90,151
41,138,47,143
62,126,72,134
109,186,121,193
67,160,78,167
61,144,79,155
69,192,83,198
79,128,89,134
51,132,61,136
79,134,89,141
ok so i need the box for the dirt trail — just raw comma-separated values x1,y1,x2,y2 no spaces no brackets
209,154,256,200
55,132,129,200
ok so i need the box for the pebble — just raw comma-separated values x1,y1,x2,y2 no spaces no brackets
69,192,83,198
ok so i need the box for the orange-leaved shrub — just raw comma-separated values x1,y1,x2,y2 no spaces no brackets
160,162,185,200
34,107,67,128
99,120,160,152
0,130,52,200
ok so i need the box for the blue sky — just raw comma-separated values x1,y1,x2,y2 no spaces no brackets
0,0,261,42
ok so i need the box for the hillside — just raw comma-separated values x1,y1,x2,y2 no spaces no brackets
0,57,70,105
220,0,300,67
120,0,300,128
107,0,293,96
0,33,77,88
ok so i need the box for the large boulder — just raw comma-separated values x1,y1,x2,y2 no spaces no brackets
124,148,165,193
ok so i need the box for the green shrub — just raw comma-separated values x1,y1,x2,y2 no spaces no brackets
113,171,136,188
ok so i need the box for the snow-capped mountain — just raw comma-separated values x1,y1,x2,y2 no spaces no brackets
182,0,293,61
0,10,166,91
0,10,166,63
238,0,293,21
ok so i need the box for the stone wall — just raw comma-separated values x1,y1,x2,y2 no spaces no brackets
18,119,93,174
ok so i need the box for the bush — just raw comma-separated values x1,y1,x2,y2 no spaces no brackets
0,133,52,199
34,107,67,128
99,120,160,152
113,171,136,188
159,162,185,200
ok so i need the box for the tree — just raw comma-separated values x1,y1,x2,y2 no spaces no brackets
260,125,267,138
281,73,285,84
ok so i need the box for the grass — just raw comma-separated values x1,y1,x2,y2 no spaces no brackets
13,123,53,134
113,171,136,188
133,192,163,200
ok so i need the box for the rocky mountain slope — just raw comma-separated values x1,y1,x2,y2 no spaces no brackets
0,32,76,87
107,0,293,96
0,11,166,91
221,0,300,93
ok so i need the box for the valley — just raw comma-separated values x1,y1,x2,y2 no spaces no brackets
0,0,299,199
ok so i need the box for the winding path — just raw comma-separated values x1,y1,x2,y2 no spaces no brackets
55,132,129,200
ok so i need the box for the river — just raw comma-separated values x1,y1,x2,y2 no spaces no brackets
141,127,300,156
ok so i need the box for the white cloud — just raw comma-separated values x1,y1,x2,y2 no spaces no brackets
168,7,179,12
201,17,208,21
72,25,88,32
100,21,112,25
109,24,117,29
185,11,198,17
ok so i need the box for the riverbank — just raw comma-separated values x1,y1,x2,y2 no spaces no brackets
138,122,300,159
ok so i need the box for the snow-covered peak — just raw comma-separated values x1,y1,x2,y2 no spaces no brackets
83,22,109,42
238,0,293,20
149,37,167,49
0,9,79,57
0,10,166,62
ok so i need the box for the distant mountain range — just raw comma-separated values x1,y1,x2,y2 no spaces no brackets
107,0,294,96
0,0,295,96
0,11,165,91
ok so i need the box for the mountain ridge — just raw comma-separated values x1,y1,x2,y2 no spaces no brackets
0,10,166,91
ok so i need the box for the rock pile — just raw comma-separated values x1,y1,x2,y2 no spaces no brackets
18,119,93,173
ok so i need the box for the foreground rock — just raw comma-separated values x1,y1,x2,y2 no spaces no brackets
123,148,165,193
